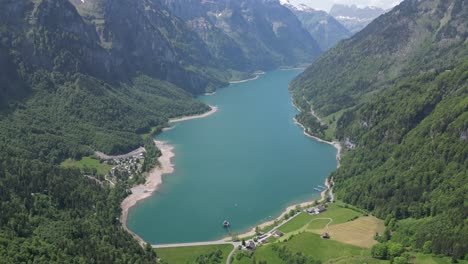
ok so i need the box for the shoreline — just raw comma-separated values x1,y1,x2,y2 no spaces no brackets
279,67,307,71
120,105,219,245
169,105,218,123
291,100,342,166
293,117,342,167
230,178,331,240
229,75,260,84
120,140,175,245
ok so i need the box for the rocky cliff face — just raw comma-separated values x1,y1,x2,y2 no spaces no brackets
162,0,322,71
69,0,228,93
0,0,227,100
282,2,352,51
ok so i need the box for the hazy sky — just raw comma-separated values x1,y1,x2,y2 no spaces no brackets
286,0,403,11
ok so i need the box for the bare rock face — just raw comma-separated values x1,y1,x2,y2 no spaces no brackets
0,0,227,99
67,0,225,94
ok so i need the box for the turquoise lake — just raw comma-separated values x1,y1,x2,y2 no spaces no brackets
127,70,338,244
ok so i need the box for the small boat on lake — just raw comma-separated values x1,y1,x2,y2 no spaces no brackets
223,220,230,228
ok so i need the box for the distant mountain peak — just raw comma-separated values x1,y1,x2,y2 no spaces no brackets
279,0,314,12
329,3,386,33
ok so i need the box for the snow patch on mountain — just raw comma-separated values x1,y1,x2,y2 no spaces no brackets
279,0,312,11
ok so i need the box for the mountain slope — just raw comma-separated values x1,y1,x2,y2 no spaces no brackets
282,1,352,51
162,0,322,71
291,0,467,257
0,0,227,261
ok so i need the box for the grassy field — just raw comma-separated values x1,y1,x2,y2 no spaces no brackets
61,156,113,176
412,253,468,264
232,232,387,264
278,203,363,234
286,232,372,261
232,246,282,264
156,244,233,264
231,203,388,264
312,216,385,248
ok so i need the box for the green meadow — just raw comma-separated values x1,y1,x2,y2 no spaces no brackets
156,244,233,264
61,156,113,176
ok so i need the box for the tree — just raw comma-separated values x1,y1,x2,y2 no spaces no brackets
393,256,407,264
423,241,432,254
242,239,246,247
371,243,388,260
388,242,403,259
383,227,391,241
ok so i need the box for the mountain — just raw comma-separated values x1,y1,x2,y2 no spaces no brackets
291,0,467,258
0,0,234,261
329,4,386,33
281,1,352,51
162,0,322,72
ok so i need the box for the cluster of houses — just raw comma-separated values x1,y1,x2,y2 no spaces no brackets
241,230,285,251
105,154,145,181
239,205,330,252
305,205,327,215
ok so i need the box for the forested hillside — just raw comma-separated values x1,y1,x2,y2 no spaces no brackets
291,0,467,259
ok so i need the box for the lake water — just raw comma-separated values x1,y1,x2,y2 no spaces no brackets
127,70,337,244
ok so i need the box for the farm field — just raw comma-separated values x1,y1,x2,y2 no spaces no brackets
278,203,363,234
311,216,385,248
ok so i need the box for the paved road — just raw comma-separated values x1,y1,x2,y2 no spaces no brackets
152,240,239,249
95,146,145,160
226,242,241,264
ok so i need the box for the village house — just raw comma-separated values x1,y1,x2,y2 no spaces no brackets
246,241,256,250
306,205,327,215
273,230,284,237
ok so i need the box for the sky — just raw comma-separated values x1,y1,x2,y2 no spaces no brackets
285,0,403,12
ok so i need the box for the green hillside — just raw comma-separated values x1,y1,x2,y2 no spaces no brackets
291,0,467,259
